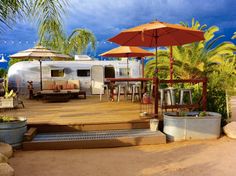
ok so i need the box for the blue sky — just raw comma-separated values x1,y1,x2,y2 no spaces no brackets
0,0,236,68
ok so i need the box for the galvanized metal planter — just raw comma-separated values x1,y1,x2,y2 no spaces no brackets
0,117,27,147
163,112,221,141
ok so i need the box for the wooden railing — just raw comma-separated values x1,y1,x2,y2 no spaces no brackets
106,77,208,118
153,77,208,117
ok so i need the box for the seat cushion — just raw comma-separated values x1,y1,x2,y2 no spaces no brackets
68,80,80,89
42,80,55,90
66,83,74,90
55,80,67,90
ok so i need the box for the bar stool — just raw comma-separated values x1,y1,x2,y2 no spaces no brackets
116,83,128,102
159,87,177,106
131,83,141,102
179,88,193,105
99,84,110,101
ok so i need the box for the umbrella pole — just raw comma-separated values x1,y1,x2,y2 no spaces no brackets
154,45,159,118
170,46,173,87
142,57,144,78
127,57,129,76
39,60,42,91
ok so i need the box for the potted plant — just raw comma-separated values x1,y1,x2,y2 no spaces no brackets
0,75,17,109
142,81,152,104
0,116,27,148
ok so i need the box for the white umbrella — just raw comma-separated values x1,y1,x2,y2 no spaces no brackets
0,54,7,63
10,46,71,90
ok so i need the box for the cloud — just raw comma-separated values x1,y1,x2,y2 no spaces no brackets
0,0,235,56
65,0,235,39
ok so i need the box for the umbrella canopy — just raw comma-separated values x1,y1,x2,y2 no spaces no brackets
0,54,7,62
10,45,71,59
109,20,204,47
100,46,154,77
100,46,154,57
109,20,204,77
108,20,204,116
10,45,71,90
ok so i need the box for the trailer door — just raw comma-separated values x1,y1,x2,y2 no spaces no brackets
91,65,104,94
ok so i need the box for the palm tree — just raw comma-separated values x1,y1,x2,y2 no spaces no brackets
145,19,236,80
32,1,96,55
41,28,96,55
145,19,236,121
232,32,236,39
0,0,96,56
0,0,26,30
30,0,67,49
0,0,68,47
64,28,96,55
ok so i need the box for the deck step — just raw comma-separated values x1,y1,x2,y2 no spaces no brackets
23,129,166,150
28,120,151,133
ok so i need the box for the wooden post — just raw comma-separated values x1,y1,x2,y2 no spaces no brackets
142,57,144,78
39,60,42,91
154,77,159,118
202,77,207,111
170,46,173,86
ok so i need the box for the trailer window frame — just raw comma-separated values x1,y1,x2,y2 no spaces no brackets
51,69,65,77
77,69,91,77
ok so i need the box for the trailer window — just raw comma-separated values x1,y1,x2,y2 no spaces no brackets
77,69,90,77
119,68,129,77
51,69,64,77
105,66,115,78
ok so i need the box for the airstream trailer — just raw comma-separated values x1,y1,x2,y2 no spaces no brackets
8,57,142,96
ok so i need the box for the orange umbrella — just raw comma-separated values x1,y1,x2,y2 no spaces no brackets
100,46,154,77
109,20,204,115
109,20,204,77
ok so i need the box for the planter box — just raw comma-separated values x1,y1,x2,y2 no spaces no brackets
0,97,17,108
0,117,27,147
163,112,221,141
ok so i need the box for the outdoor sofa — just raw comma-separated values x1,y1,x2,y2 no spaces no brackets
38,80,86,101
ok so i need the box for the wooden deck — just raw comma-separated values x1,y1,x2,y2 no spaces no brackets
1,95,154,132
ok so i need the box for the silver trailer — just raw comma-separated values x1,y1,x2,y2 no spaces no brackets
8,59,141,96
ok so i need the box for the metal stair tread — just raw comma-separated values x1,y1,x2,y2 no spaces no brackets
32,129,163,142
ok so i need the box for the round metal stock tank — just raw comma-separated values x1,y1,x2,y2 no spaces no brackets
0,117,27,147
163,112,221,141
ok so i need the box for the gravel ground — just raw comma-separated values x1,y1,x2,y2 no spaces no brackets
9,136,236,176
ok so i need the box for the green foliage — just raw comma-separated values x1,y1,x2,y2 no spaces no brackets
145,19,235,81
199,111,207,117
32,0,96,55
30,0,66,46
0,116,15,122
8,58,32,67
40,27,96,56
207,88,227,124
65,28,96,55
0,0,27,30
145,18,236,121
0,68,6,77
232,32,236,39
